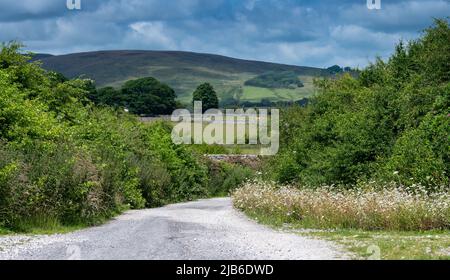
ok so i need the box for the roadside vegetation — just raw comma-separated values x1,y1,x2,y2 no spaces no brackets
0,42,251,233
269,19,449,189
232,19,450,259
303,229,450,260
232,180,450,259
233,181,449,231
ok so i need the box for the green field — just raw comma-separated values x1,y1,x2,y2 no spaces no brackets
176,74,316,104
145,117,275,155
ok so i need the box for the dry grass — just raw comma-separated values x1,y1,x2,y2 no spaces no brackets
232,181,450,231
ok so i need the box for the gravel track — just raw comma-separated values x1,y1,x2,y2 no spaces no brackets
0,198,347,260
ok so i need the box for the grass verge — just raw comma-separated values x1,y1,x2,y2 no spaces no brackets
233,181,450,260
0,206,128,236
242,210,450,260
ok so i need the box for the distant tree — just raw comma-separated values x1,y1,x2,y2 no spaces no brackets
192,83,219,112
327,65,343,74
88,77,177,115
244,71,304,89
95,86,121,106
121,77,177,115
343,67,352,72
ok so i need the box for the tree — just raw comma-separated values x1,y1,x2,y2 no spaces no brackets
327,65,343,74
120,77,177,115
95,86,121,106
192,83,219,112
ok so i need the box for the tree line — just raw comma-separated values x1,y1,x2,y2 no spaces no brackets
91,78,219,115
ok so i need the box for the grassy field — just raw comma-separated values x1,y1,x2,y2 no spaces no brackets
164,73,315,104
150,116,275,155
240,75,316,102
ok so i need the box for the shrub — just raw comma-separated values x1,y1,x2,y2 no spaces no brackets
0,141,110,229
206,161,253,196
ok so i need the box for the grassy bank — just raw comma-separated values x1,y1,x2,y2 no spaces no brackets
232,181,450,259
233,181,450,231
242,210,450,259
303,229,450,260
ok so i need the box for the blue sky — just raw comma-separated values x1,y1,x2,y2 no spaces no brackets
0,0,448,68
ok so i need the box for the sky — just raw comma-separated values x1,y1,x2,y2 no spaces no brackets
0,0,448,68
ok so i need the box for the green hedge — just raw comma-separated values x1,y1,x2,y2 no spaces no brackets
269,19,450,189
0,42,249,231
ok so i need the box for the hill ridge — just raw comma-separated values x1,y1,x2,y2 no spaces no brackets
33,50,328,103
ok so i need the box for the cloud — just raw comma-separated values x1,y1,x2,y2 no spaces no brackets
339,0,450,33
128,22,177,49
0,0,448,67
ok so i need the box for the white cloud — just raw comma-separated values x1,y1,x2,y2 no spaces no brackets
128,21,177,49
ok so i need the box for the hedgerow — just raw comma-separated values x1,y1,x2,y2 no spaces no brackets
0,42,246,231
269,19,449,190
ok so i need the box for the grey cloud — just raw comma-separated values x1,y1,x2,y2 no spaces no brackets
0,0,446,67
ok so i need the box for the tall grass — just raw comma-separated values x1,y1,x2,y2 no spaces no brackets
232,181,450,231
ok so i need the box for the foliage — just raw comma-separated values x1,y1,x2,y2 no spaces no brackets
233,181,450,231
93,77,177,116
0,42,242,232
188,144,230,155
269,19,450,189
326,65,354,75
206,161,254,196
192,83,219,111
121,77,177,115
244,71,304,89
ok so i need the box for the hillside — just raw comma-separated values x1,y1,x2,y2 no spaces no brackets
33,50,329,103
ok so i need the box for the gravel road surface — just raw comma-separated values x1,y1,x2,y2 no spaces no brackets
0,198,347,260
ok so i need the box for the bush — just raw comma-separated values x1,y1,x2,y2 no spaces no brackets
206,161,253,196
0,141,109,229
